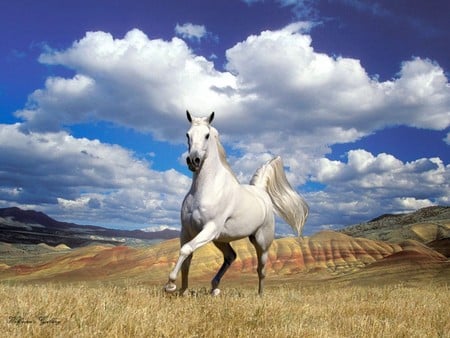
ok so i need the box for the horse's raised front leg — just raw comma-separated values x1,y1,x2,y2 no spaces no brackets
164,222,218,294
211,242,237,296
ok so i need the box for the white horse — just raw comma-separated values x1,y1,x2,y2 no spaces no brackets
164,111,309,296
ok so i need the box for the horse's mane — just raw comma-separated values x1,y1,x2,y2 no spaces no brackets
210,127,239,182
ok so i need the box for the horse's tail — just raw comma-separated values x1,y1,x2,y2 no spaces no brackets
250,156,309,236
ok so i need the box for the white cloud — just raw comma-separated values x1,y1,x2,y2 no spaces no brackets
218,24,448,185
141,225,179,232
175,23,208,41
393,197,434,211
314,149,448,189
307,149,449,229
225,28,449,135
5,24,450,232
0,124,190,228
21,29,238,139
16,74,96,132
315,150,405,182
17,25,449,147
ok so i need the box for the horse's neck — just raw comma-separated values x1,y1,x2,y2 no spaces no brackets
192,141,237,193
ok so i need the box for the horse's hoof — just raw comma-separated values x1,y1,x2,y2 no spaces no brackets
164,282,177,293
211,288,221,296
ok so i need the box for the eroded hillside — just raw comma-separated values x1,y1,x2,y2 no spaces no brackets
1,230,447,285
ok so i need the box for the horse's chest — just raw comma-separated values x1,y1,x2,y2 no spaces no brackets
192,199,218,223
191,208,206,227
182,192,224,226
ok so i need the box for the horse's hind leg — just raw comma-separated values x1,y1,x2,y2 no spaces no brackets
211,241,236,295
249,232,272,296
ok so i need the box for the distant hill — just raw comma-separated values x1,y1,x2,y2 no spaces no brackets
0,230,447,285
0,206,448,286
338,206,450,257
0,207,180,248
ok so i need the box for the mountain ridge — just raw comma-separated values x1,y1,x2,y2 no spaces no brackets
0,207,180,248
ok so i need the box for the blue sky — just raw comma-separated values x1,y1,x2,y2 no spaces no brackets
1,0,449,235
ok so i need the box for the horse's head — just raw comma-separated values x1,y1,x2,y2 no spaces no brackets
185,110,215,172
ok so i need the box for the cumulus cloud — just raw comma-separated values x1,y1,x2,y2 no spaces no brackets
394,197,434,211
216,25,448,187
307,149,449,228
175,23,208,41
6,24,450,232
225,29,449,133
0,124,189,228
17,25,449,146
19,29,237,139
314,149,448,191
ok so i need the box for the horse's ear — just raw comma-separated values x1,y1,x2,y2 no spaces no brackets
186,110,192,123
208,112,215,124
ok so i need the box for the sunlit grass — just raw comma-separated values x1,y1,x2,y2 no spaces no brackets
1,281,449,337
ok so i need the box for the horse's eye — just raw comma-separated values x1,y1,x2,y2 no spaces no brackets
205,133,210,140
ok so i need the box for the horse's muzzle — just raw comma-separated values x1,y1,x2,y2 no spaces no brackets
186,156,200,172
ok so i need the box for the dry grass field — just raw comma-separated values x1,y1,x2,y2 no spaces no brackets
1,280,449,338
1,207,449,337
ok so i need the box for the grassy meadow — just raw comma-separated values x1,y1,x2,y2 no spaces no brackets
1,280,449,338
